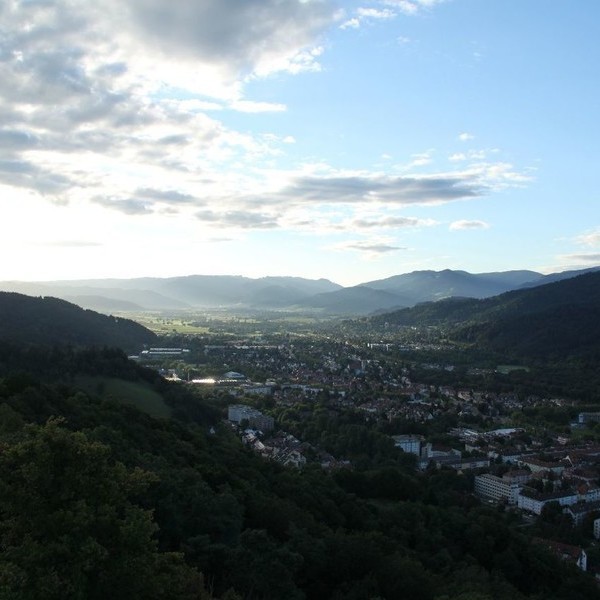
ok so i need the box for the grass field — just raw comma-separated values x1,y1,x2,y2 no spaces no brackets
75,375,172,418
124,315,211,335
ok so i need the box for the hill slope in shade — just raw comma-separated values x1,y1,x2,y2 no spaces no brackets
374,271,600,360
297,285,410,314
0,292,156,351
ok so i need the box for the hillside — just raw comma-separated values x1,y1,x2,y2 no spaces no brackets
0,344,596,599
297,285,409,314
375,271,600,360
0,292,156,351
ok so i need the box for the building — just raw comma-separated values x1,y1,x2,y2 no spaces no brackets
578,412,600,425
519,456,566,476
227,404,274,432
139,347,190,360
474,473,521,505
593,517,600,540
517,488,578,515
460,457,490,470
564,500,600,527
392,434,423,456
534,539,587,572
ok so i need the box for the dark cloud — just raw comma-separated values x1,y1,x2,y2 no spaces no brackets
266,174,484,206
0,158,73,196
0,129,39,149
92,197,154,215
122,0,335,75
136,188,198,204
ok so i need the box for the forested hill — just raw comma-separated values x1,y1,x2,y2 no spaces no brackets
0,292,155,351
0,346,598,599
372,271,600,360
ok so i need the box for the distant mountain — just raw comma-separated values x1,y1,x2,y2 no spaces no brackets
1,267,598,315
297,269,543,315
0,292,156,351
518,266,600,288
297,286,409,315
363,269,543,304
373,271,600,360
0,276,342,312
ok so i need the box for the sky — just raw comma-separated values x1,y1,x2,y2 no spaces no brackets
1,0,600,286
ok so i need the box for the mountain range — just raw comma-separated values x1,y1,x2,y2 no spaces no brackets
1,267,598,315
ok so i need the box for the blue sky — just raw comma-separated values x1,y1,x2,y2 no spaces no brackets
1,0,599,285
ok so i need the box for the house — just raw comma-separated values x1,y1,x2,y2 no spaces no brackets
517,488,578,515
534,539,587,571
564,500,600,527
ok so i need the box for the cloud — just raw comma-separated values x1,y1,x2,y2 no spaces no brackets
92,197,154,215
229,100,287,113
449,149,488,162
136,188,198,204
195,210,279,229
0,0,528,252
35,240,103,247
351,216,437,229
560,253,600,264
263,172,486,206
458,132,475,142
575,228,600,247
118,0,335,83
383,0,447,16
332,240,406,254
449,219,490,231
341,1,443,29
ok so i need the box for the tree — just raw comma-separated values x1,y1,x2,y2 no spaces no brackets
0,419,202,599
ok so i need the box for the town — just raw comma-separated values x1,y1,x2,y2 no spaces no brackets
129,314,600,576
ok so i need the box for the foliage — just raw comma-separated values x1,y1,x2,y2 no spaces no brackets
0,292,155,351
0,344,598,599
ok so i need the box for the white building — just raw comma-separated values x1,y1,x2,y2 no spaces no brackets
392,434,423,456
228,404,274,432
593,517,600,540
474,474,521,505
517,489,578,515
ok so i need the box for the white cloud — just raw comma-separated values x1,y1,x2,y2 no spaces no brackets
229,100,287,113
575,228,600,247
458,132,475,142
357,8,396,19
449,219,490,231
383,0,447,15
340,18,360,29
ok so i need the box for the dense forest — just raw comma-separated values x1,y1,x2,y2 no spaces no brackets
1,345,599,599
0,292,156,351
